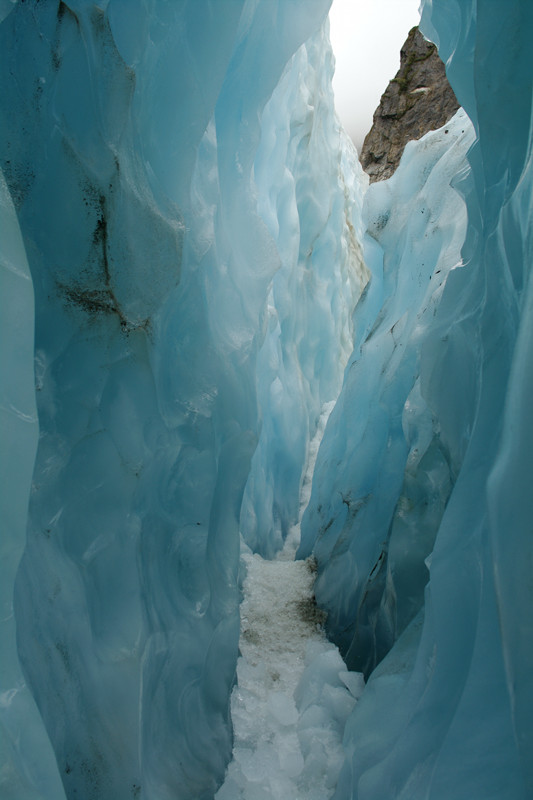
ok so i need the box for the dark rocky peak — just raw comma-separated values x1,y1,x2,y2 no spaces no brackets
359,26,460,182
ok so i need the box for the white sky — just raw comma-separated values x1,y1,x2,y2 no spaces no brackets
329,0,421,152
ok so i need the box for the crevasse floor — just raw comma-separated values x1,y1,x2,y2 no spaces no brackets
216,406,364,800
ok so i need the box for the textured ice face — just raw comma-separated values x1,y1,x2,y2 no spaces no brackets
0,1,360,798
299,108,476,674
2,0,533,798
300,1,533,797
240,23,368,558
0,168,68,800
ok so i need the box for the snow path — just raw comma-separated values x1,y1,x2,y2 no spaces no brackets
215,540,364,799
216,406,364,800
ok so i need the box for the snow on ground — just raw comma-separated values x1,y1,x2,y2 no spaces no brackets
216,405,364,800
215,543,364,800
214,552,361,800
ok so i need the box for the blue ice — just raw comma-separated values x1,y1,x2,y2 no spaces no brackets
1,0,532,798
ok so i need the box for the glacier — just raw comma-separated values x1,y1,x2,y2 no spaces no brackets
1,1,532,799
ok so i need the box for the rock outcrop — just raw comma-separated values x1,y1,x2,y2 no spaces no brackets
360,27,460,182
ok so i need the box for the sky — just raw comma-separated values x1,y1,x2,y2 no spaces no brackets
329,0,422,152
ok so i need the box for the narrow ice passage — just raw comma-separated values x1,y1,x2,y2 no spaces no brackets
4,1,533,797
216,409,364,799
216,546,364,800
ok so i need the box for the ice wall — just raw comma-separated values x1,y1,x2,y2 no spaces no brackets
3,0,532,796
0,1,365,797
0,169,68,799
241,23,368,557
300,0,533,796
299,107,475,674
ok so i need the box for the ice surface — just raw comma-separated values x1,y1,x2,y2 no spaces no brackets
300,0,533,797
2,0,533,797
0,1,344,797
0,1,365,797
240,23,368,558
0,169,67,799
299,107,476,674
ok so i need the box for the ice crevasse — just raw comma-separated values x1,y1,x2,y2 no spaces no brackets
0,1,532,799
